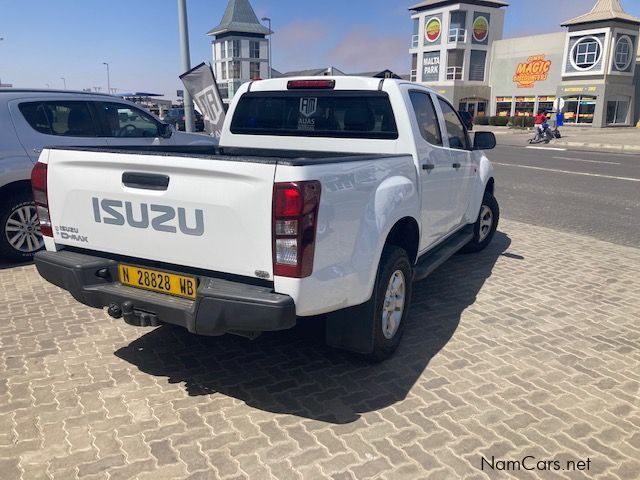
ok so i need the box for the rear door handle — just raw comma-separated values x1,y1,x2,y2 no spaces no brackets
452,162,461,169
422,163,435,171
122,172,170,191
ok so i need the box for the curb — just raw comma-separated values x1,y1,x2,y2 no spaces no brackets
495,139,640,154
554,141,640,153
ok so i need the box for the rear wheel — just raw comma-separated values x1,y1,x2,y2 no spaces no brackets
367,246,413,361
461,191,499,254
0,190,44,262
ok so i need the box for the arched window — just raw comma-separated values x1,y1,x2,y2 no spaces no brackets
614,36,633,71
570,36,602,71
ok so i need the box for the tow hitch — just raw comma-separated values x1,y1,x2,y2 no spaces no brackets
107,301,160,327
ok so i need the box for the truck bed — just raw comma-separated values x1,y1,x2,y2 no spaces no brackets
46,145,404,167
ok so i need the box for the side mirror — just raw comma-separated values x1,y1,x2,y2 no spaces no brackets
473,131,496,151
158,123,174,139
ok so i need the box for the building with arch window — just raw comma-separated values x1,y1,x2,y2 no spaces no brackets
207,0,272,103
410,0,640,126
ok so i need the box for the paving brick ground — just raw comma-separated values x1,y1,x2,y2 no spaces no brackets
0,218,638,480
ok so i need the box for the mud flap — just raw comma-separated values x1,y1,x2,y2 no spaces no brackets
325,297,376,354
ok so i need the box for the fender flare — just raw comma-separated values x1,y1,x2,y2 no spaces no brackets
465,154,495,223
350,174,420,305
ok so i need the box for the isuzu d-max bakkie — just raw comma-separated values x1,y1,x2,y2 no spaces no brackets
33,77,499,360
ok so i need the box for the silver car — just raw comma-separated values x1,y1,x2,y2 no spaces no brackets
0,89,216,262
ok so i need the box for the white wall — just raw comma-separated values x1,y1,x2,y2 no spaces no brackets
411,3,505,85
211,36,270,97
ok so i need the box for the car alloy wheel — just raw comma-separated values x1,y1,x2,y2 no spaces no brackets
478,205,493,242
381,269,406,340
5,204,44,253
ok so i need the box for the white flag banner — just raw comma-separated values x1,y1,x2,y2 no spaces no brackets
179,62,226,139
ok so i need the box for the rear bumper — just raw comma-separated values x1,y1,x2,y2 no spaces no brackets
34,250,296,336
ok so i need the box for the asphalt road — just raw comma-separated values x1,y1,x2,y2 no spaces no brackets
490,144,640,248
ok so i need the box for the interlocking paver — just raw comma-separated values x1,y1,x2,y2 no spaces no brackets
1,218,639,479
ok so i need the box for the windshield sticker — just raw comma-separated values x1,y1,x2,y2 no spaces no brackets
300,98,318,117
298,97,318,130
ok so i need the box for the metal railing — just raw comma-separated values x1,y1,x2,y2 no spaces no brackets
446,67,463,80
448,28,466,43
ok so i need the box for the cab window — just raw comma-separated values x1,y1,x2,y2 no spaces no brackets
96,102,160,138
19,101,99,137
437,98,469,150
409,91,442,146
230,91,398,139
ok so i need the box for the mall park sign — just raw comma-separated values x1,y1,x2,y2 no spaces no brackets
513,55,552,88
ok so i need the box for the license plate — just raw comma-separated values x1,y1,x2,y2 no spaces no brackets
118,264,197,300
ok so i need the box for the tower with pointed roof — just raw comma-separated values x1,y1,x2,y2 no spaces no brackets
556,0,639,126
207,0,272,102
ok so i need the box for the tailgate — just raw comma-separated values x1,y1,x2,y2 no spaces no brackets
45,149,276,279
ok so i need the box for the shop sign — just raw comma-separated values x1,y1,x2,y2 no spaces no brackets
422,52,440,82
513,55,552,88
425,17,442,43
562,86,597,93
472,16,489,43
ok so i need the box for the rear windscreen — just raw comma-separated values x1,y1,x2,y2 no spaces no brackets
230,91,398,139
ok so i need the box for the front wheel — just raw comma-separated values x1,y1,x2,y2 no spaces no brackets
461,191,499,254
367,246,413,361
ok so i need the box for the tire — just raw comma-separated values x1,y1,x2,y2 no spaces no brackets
366,246,413,362
0,190,44,262
461,191,500,254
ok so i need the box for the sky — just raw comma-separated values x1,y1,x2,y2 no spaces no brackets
1,0,639,99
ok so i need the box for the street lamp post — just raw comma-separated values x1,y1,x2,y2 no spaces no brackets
103,62,111,94
0,38,5,87
261,17,272,79
177,0,195,132
60,77,66,89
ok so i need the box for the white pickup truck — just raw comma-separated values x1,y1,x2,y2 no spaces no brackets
33,77,498,360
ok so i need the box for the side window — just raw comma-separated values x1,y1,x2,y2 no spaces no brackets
437,98,469,150
409,91,442,146
96,102,160,138
19,101,99,137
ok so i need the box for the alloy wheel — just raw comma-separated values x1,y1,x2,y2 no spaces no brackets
5,204,44,253
382,270,406,340
478,205,493,242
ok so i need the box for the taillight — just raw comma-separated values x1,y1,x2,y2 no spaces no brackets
272,181,321,278
287,79,335,90
31,162,53,237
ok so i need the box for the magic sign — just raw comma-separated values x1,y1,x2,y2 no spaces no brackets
513,55,552,88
